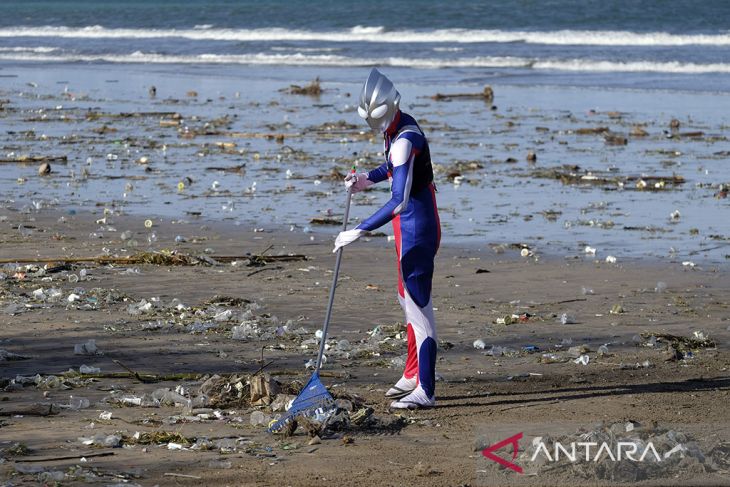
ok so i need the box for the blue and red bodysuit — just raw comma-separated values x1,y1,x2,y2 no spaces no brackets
355,111,441,398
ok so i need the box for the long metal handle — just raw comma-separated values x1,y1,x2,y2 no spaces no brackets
314,185,354,371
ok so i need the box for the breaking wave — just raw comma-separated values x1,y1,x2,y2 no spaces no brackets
2,50,729,73
1,25,730,46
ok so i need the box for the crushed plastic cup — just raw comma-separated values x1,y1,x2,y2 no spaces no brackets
692,330,708,341
46,288,62,301
79,364,100,374
121,395,143,406
567,346,587,358
214,309,233,322
250,410,270,426
69,395,91,410
560,313,576,325
4,303,21,315
127,299,152,315
74,339,97,355
473,339,486,350
215,438,237,453
153,388,190,408
32,288,46,301
581,286,595,295
573,355,590,365
541,353,563,364
99,411,113,420
336,339,351,351
187,321,218,333
655,281,668,293
489,345,504,357
101,434,121,447
597,344,610,357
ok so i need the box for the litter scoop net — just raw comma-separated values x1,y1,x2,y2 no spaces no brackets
267,372,336,433
268,172,355,434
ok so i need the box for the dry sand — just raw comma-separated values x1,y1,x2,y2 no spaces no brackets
0,208,728,486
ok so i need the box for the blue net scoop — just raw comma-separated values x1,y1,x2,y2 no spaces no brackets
268,372,336,433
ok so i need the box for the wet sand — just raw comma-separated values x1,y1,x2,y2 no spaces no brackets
1,63,729,265
1,207,728,485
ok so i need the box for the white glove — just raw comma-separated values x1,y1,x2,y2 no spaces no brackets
333,228,365,253
344,172,373,193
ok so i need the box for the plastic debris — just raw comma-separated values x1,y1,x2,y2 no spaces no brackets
473,339,486,350
78,434,121,448
73,339,98,355
560,313,576,324
69,396,91,410
573,354,590,365
610,304,624,314
250,410,271,426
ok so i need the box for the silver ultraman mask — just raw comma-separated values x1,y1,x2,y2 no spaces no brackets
357,68,401,132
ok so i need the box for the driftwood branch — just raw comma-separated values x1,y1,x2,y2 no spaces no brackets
0,155,68,164
0,403,59,417
16,451,115,463
0,252,306,266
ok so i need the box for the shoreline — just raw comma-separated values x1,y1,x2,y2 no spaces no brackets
4,60,730,95
2,205,728,272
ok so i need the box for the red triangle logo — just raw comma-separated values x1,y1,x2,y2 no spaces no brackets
482,432,524,474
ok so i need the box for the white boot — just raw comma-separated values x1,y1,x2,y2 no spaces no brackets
385,376,417,399
389,385,435,409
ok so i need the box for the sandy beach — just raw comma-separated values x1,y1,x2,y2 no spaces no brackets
1,2,730,483
0,207,728,486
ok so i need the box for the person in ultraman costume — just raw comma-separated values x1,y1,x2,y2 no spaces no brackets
333,68,441,409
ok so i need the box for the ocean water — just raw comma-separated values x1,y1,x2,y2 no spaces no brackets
1,0,730,91
1,1,729,264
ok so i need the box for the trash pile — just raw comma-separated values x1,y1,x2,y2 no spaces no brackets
639,331,716,361
264,388,405,440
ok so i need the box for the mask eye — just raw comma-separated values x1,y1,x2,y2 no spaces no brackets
357,106,368,119
370,104,388,119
